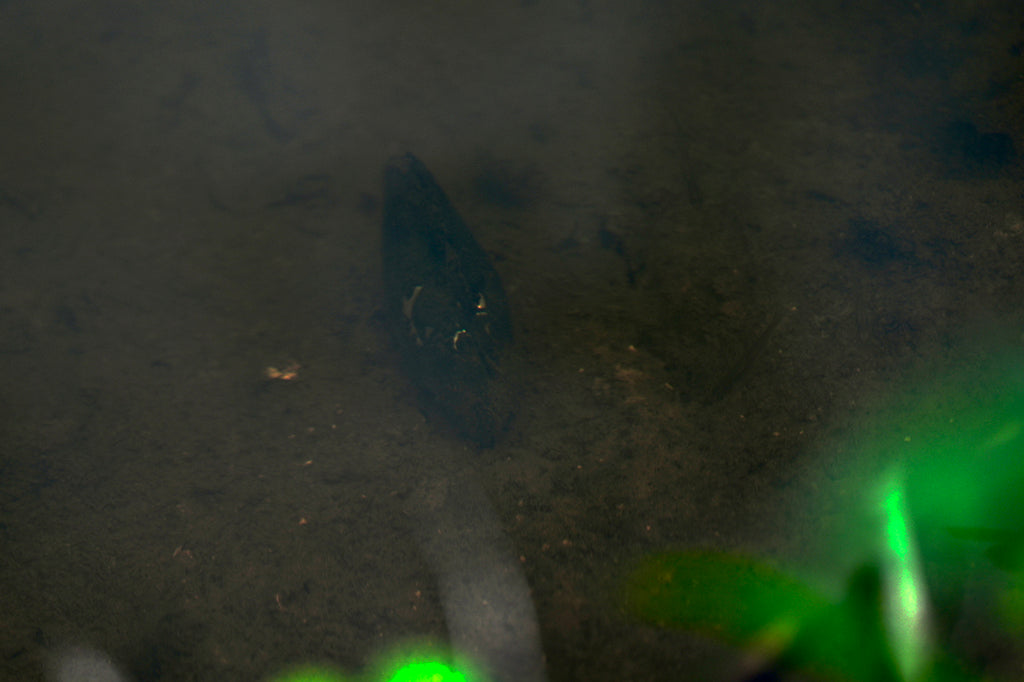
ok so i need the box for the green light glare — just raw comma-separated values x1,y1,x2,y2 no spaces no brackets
386,661,466,682
268,658,477,682
892,363,1024,538
900,417,1024,534
368,642,487,682
803,353,1024,637
877,472,932,681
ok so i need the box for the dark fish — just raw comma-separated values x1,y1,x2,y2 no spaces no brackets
381,154,514,446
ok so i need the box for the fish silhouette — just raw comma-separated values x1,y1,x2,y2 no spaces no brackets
381,154,514,446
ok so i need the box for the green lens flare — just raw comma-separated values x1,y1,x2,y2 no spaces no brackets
878,472,932,681
626,354,1024,681
269,658,476,682
386,662,467,682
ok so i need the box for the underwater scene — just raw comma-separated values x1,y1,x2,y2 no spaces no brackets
1,1,1023,680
